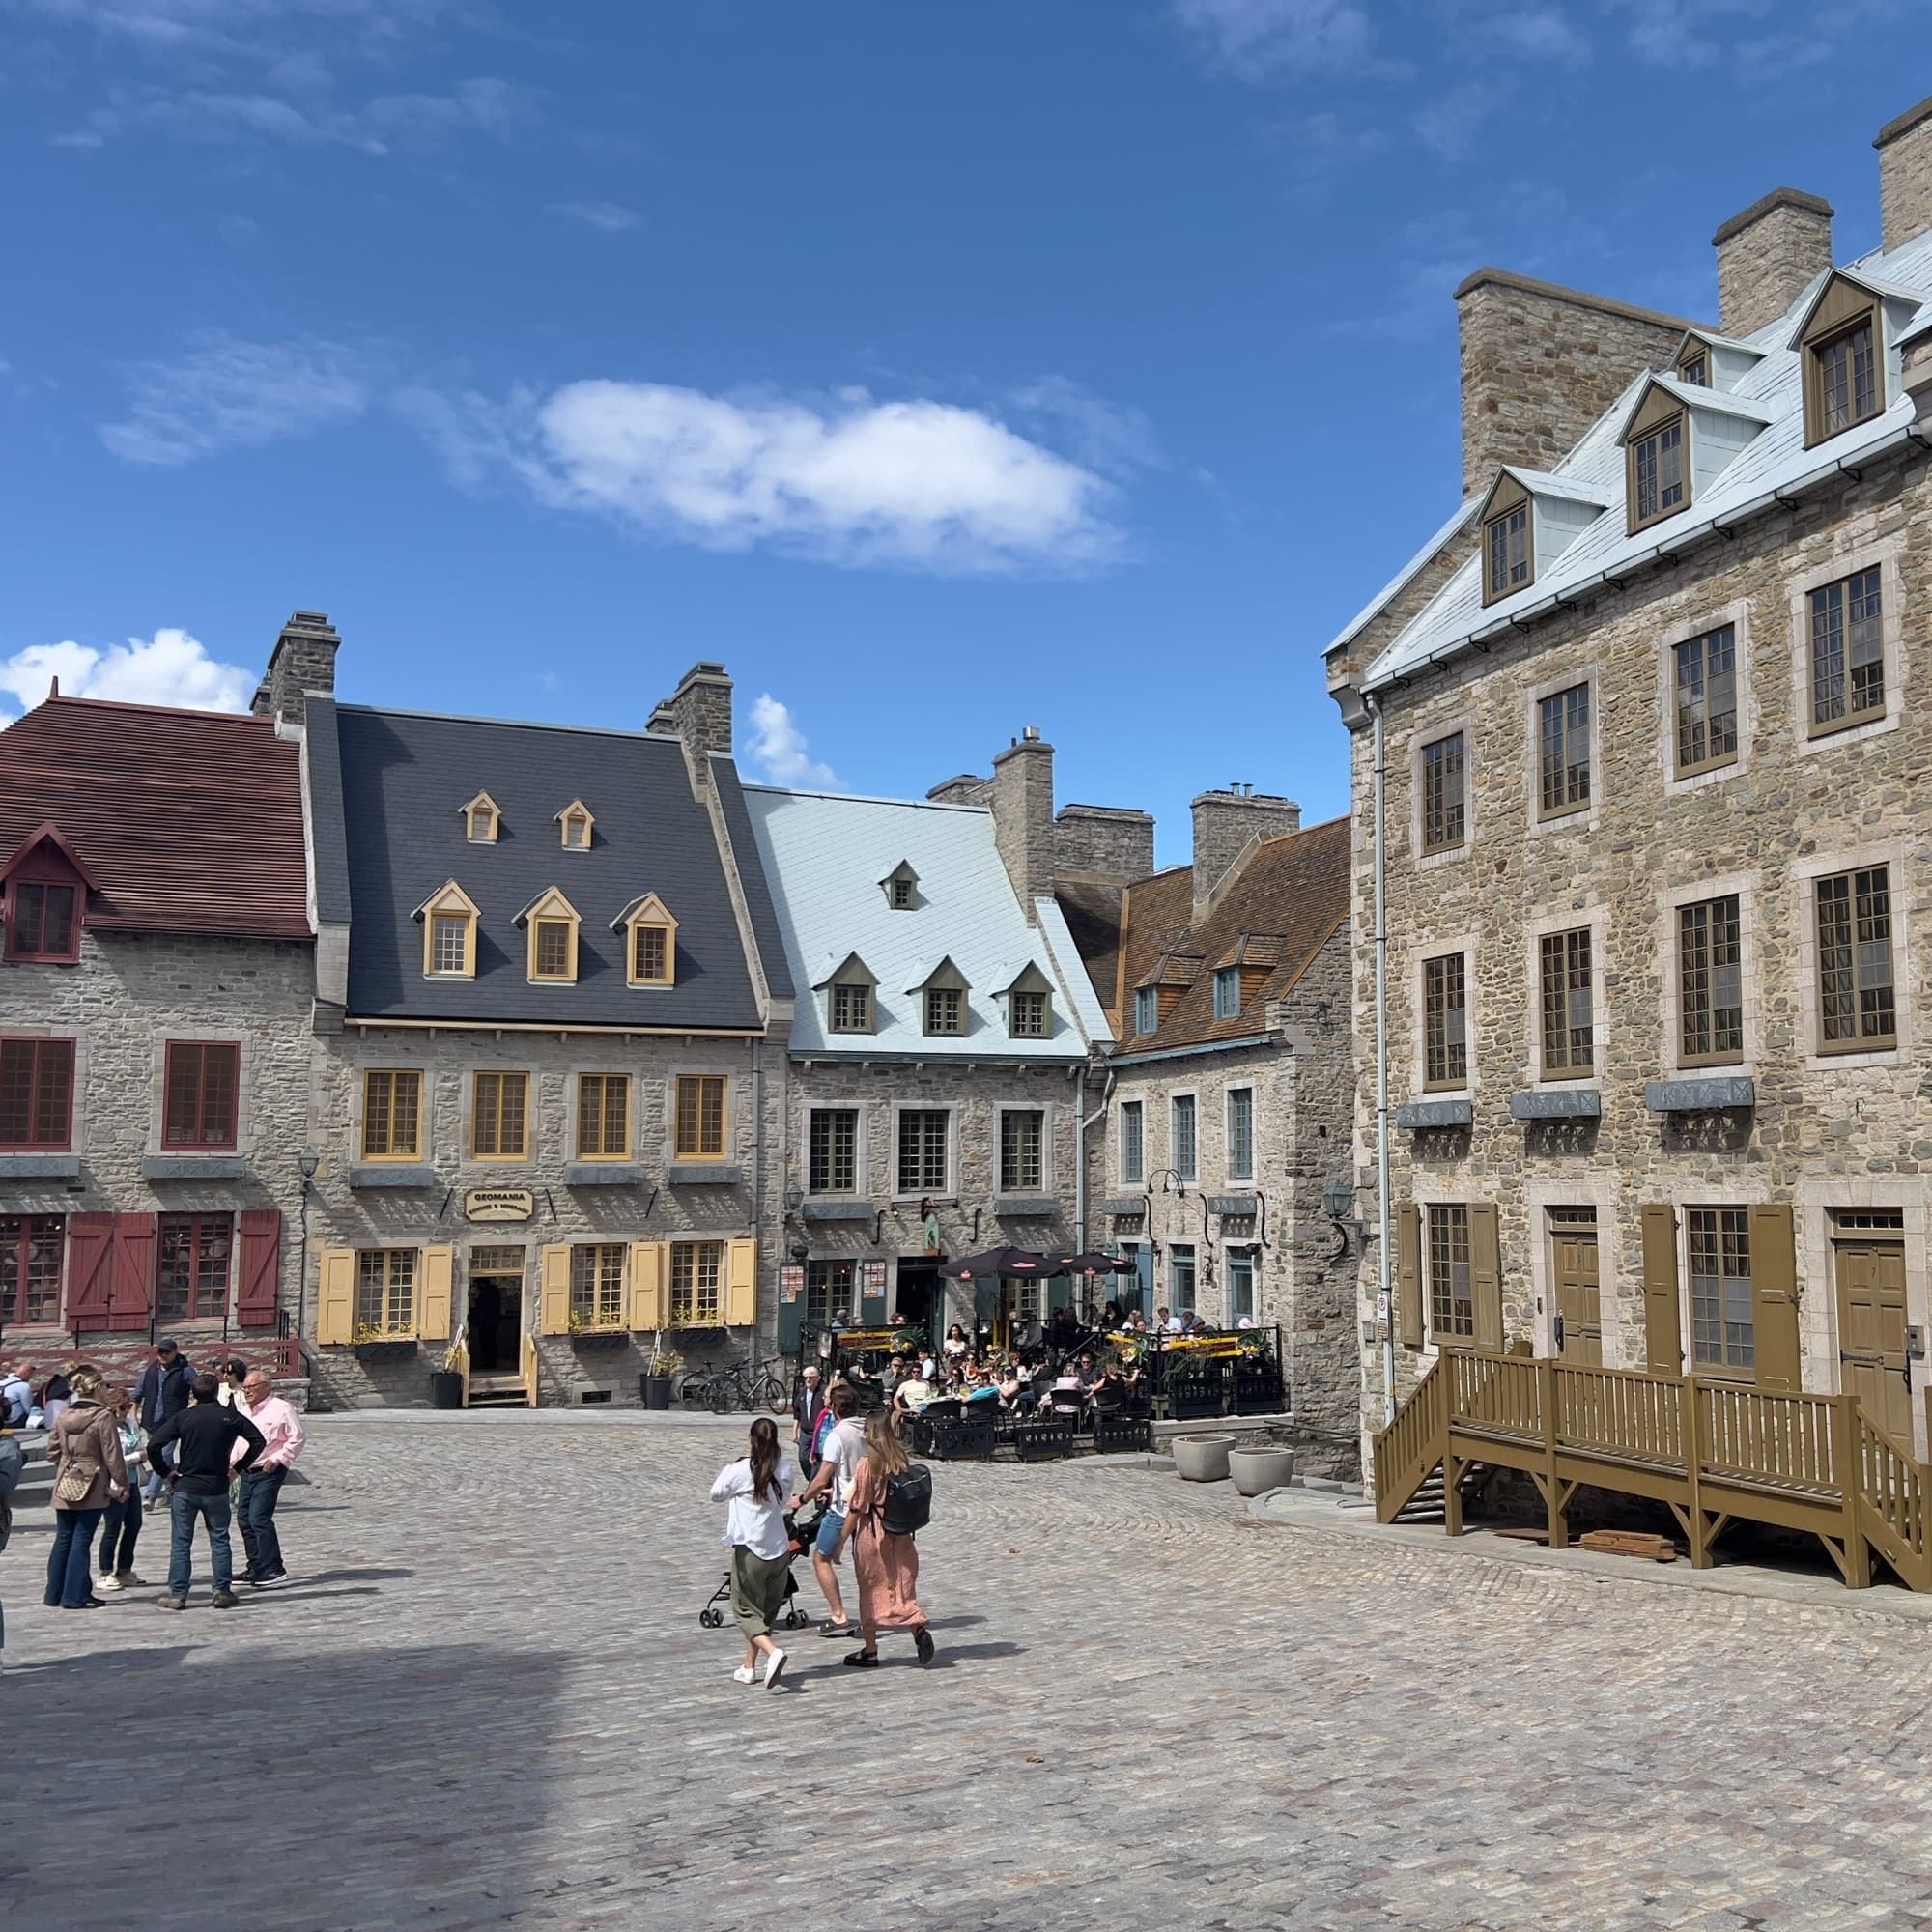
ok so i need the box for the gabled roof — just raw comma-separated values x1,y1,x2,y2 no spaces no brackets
0,821,102,892
1616,374,1776,440
1480,467,1608,514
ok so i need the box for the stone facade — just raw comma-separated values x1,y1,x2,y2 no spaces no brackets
1879,94,1932,256
251,611,342,729
1189,789,1301,912
1713,188,1834,338
1054,804,1154,886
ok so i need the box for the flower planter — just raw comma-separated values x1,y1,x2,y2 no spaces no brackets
1228,1445,1295,1496
1165,1370,1229,1420
571,1328,631,1351
1234,1367,1285,1414
1172,1434,1236,1483
639,1375,674,1409
428,1370,464,1410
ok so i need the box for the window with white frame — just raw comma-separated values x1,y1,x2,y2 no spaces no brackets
1171,1094,1197,1181
1212,969,1240,1021
1226,1088,1254,1181
1134,986,1157,1035
1120,1101,1145,1185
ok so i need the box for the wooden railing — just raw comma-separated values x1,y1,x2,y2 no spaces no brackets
1371,1357,1448,1515
1449,1350,1542,1440
1697,1382,1838,1493
450,1337,470,1409
521,1330,539,1409
1856,1414,1932,1592
1555,1363,1683,1465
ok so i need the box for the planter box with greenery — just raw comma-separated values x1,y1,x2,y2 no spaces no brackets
641,1342,684,1409
1164,1364,1230,1420
571,1325,632,1351
1234,1360,1285,1414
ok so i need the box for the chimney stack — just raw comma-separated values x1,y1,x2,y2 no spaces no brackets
988,726,1055,923
1054,804,1155,887
251,610,340,730
1191,787,1300,921
1712,188,1834,338
1877,95,1932,255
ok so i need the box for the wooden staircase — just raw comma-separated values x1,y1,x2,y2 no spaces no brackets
449,1332,541,1410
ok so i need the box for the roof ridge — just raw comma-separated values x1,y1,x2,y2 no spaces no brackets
334,701,686,745
40,696,278,726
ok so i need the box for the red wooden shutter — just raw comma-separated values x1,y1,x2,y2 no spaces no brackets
235,1208,282,1326
66,1211,116,1328
108,1212,157,1332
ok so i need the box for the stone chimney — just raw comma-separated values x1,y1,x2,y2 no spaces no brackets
250,610,340,729
1191,787,1299,920
664,662,732,756
988,727,1055,923
1455,269,1703,499
1055,804,1154,886
1878,95,1932,255
926,773,991,807
1713,188,1834,338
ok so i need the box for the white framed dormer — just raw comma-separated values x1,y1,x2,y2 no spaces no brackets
1786,530,1906,757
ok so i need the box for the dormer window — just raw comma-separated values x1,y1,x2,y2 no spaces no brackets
1213,968,1240,1020
817,952,879,1035
1814,318,1879,439
613,894,677,989
882,861,920,911
1798,273,1891,448
1000,962,1055,1040
417,881,480,980
519,888,582,985
1134,986,1157,1034
1484,501,1530,602
462,792,501,844
557,800,594,851
1678,351,1708,388
0,824,96,967
1474,469,1605,610
1629,412,1685,530
913,957,970,1037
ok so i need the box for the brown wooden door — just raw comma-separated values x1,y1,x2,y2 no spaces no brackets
1552,1229,1602,1365
1836,1240,1911,1441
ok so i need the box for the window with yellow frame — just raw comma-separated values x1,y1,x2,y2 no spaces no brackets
674,1074,725,1159
416,881,479,980
461,792,501,843
520,886,582,984
578,1073,630,1159
617,892,677,988
556,799,595,851
472,1070,529,1160
362,1068,423,1160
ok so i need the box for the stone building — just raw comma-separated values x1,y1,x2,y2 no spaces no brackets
1326,96,1932,1474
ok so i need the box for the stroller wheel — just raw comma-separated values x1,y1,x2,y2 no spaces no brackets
699,1607,724,1629
784,1607,809,1629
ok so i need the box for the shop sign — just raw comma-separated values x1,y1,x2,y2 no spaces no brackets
861,1259,888,1297
779,1264,805,1304
466,1187,535,1224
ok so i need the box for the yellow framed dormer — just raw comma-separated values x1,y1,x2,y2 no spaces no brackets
462,791,501,844
557,799,595,852
615,893,677,989
416,880,480,980
519,886,582,984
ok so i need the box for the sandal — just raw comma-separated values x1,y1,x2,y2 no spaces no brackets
817,1619,856,1638
841,1649,880,1667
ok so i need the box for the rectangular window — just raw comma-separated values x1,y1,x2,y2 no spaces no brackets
1679,895,1743,1065
1420,731,1466,853
532,920,573,980
670,1240,724,1325
830,982,872,1033
361,1068,422,1160
570,1243,626,1330
1538,684,1591,818
1226,1088,1254,1181
1818,320,1878,436
1423,952,1468,1089
1120,1100,1145,1185
896,1109,950,1195
1227,1247,1256,1323
1809,568,1885,734
0,1213,63,1324
0,1037,74,1150
1680,353,1708,387
1170,1242,1196,1317
1171,1094,1198,1181
890,876,915,910
1485,504,1529,600
1211,969,1240,1021
1673,624,1738,777
430,914,469,976
924,986,965,1037
999,1110,1044,1193
9,882,77,961
1816,866,1896,1050
804,1257,853,1335
809,1108,858,1195
1687,1207,1753,1375
1134,986,1158,1034
1009,988,1049,1037
355,1248,416,1340
163,1041,239,1149
632,924,669,983
157,1211,233,1322
577,1073,629,1159
472,1071,529,1160
1633,416,1684,525
1428,1205,1474,1341
674,1075,726,1158
1539,929,1593,1076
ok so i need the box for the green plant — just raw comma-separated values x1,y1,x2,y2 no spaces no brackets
648,1342,686,1378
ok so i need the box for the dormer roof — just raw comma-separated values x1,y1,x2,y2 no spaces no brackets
1479,467,1607,516
907,954,970,994
1616,373,1776,440
0,821,101,894
1789,265,1923,344
514,885,580,927
1213,931,1286,971
611,891,677,933
811,949,878,989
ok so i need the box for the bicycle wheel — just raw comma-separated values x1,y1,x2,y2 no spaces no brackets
679,1374,712,1411
753,1373,789,1414
708,1377,736,1414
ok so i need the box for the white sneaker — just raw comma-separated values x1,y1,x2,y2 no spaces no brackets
731,1665,757,1684
96,1575,124,1593
760,1647,787,1689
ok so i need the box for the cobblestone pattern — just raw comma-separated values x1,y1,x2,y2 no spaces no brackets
10,1415,1932,1931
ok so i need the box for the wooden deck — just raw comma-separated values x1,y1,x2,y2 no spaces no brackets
1374,1351,1932,1591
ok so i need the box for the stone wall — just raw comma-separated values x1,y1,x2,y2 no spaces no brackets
251,611,340,727
1714,189,1834,339
989,736,1055,915
1879,94,1932,255
1190,790,1300,912
1055,805,1154,886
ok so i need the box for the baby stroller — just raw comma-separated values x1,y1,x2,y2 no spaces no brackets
697,1505,820,1631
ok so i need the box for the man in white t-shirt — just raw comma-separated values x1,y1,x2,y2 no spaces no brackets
792,1383,866,1638
1156,1305,1184,1336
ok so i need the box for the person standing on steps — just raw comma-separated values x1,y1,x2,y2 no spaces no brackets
708,1416,794,1689
145,1374,265,1612
44,1368,127,1613
234,1368,305,1587
833,1406,933,1670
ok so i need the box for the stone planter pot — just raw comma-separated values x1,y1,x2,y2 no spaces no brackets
1228,1445,1295,1496
639,1375,674,1410
1172,1434,1236,1483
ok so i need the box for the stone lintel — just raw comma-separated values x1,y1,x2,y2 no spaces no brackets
1508,1089,1602,1121
994,1196,1057,1219
1395,1098,1473,1129
1645,1076,1756,1114
1206,1195,1259,1216
1101,1196,1146,1216
668,1163,746,1187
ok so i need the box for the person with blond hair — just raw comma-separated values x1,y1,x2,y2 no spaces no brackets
44,1366,127,1611
833,1407,933,1669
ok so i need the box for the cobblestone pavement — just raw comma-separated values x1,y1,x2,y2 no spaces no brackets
10,1413,1932,1932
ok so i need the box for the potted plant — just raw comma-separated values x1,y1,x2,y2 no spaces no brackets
1164,1356,1230,1420
429,1344,465,1410
641,1342,684,1409
1234,1338,1285,1414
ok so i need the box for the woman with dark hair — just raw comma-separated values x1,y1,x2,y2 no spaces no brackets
942,1323,968,1362
834,1407,933,1669
708,1417,796,1689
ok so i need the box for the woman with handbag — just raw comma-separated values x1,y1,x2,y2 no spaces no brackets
833,1407,934,1670
44,1367,128,1612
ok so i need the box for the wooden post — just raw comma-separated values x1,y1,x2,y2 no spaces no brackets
1837,1391,1872,1588
1684,1377,1710,1568
1540,1355,1567,1549
1444,1446,1463,1537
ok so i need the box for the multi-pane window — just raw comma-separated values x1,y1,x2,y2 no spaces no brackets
561,810,591,851
809,1108,858,1194
1687,1208,1753,1374
1171,1094,1198,1181
1227,1247,1256,1323
1816,866,1896,1050
577,1073,629,1158
157,1212,233,1322
472,1071,529,1159
1423,952,1468,1090
1009,989,1049,1038
9,882,77,961
1673,624,1738,776
675,1075,726,1158
1539,929,1593,1075
1428,1205,1474,1340
889,875,915,910
570,1243,626,1330
1809,568,1885,734
924,986,965,1036
1817,320,1878,437
0,1037,74,1150
1420,732,1465,853
1120,1101,1145,1185
1226,1088,1254,1181
164,1041,239,1149
1538,684,1591,817
999,1110,1044,1193
362,1069,422,1159
532,920,573,980
633,923,670,984
1213,969,1240,1021
355,1248,416,1339
1632,416,1684,525
1680,352,1708,387
1679,895,1743,1065
804,1258,852,1334
896,1109,949,1194
430,913,469,976
0,1214,63,1324
670,1240,724,1325
1485,504,1529,600
1134,987,1158,1035
831,982,872,1034
1170,1242,1196,1317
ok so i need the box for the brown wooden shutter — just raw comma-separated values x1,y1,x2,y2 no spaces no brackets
1640,1205,1683,1378
1748,1203,1803,1393
315,1249,355,1346
417,1243,455,1342
66,1212,116,1327
234,1208,282,1325
107,1212,157,1332
1396,1202,1422,1348
1469,1203,1504,1354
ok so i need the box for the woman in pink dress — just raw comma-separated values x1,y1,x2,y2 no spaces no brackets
833,1407,934,1668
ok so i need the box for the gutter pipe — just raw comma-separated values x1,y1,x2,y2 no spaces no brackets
1370,692,1394,1428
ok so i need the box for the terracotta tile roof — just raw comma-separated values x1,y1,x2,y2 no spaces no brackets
0,696,309,939
1111,815,1350,1052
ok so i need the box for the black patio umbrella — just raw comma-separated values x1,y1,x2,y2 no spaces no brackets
937,1247,1054,1281
1052,1252,1136,1276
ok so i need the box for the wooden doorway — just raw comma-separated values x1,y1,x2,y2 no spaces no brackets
1549,1208,1602,1366
1834,1212,1910,1443
467,1246,526,1374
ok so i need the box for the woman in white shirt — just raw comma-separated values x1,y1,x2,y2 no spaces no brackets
709,1418,797,1689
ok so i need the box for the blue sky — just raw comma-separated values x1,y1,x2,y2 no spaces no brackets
5,1,1929,864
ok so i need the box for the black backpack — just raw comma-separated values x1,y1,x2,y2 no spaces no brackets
881,1463,932,1536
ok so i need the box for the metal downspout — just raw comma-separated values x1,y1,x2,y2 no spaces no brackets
749,1036,763,1375
1371,692,1395,1427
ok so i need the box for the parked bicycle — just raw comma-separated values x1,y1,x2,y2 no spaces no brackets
678,1357,790,1414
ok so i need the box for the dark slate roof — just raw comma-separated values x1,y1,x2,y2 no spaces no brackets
304,697,352,926
0,696,308,938
329,705,766,1027
711,754,794,1002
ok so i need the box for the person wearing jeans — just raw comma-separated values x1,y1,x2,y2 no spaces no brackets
94,1387,147,1590
143,1373,264,1611
234,1368,305,1585
43,1369,128,1612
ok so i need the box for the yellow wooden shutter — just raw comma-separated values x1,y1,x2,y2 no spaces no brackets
419,1244,455,1342
629,1241,668,1330
1640,1204,1683,1378
1748,1204,1803,1393
1469,1203,1504,1354
316,1248,355,1347
724,1237,757,1327
1395,1204,1422,1348
538,1243,573,1336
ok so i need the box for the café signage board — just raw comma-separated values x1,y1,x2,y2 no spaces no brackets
466,1187,535,1224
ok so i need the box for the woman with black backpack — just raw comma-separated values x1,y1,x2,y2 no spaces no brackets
832,1407,933,1669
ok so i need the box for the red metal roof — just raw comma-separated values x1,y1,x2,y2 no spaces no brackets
0,696,309,939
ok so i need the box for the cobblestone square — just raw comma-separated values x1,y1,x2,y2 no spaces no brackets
11,1413,1932,1932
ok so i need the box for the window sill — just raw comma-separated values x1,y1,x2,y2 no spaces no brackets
142,1154,248,1180
1101,1196,1145,1216
667,1163,745,1187
1645,1076,1754,1113
1206,1194,1259,1216
0,1152,80,1179
803,1199,874,1221
563,1162,644,1187
347,1164,439,1189
1394,1098,1472,1129
1510,1089,1601,1121
994,1195,1056,1218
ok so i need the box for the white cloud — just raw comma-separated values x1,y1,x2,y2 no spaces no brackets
549,199,640,235
744,694,838,789
0,628,254,719
1171,0,1378,81
406,378,1127,575
99,332,369,466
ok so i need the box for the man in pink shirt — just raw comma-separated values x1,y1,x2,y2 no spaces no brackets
234,1369,306,1587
